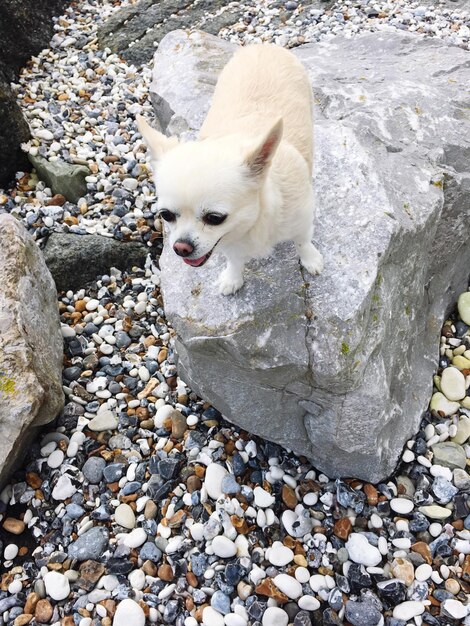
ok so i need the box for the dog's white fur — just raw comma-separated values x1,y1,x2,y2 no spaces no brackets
137,43,323,295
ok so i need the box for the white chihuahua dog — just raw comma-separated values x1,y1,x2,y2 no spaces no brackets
137,43,323,295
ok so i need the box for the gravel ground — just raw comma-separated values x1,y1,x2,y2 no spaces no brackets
0,1,469,626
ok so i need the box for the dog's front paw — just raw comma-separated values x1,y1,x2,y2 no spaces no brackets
301,247,324,276
218,271,244,296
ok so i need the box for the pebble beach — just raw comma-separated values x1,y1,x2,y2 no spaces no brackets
0,1,469,626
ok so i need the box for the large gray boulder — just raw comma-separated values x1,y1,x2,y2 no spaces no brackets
0,214,64,486
43,232,149,292
151,30,470,482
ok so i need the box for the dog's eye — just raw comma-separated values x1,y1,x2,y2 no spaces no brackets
203,213,227,226
159,209,176,223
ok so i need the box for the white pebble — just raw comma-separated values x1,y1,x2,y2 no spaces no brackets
114,599,145,626
262,607,289,626
203,607,224,626
392,600,425,621
212,536,237,558
47,449,65,468
266,541,294,567
390,498,414,514
44,571,70,601
298,595,321,611
253,486,275,508
345,533,382,566
205,463,229,500
415,563,433,581
123,527,147,548
273,573,302,599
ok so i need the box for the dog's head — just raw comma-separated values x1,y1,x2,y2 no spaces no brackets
137,115,282,267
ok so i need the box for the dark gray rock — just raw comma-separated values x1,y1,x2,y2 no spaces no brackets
43,232,148,292
151,30,470,482
345,601,382,626
29,155,89,203
0,77,30,188
97,0,243,65
0,0,70,188
82,457,106,484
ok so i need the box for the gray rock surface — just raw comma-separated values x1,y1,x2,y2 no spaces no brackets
0,214,64,487
29,155,89,203
97,0,242,65
152,30,470,482
43,232,149,292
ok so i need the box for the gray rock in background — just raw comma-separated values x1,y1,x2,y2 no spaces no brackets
29,155,89,203
151,30,470,482
0,0,70,188
0,214,64,487
43,232,149,292
97,0,243,66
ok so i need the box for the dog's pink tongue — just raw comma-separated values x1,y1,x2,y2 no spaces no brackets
183,255,207,267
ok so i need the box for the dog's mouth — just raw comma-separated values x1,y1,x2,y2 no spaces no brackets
182,239,221,268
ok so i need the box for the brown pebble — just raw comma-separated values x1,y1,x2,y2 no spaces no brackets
186,572,198,587
142,560,158,576
23,593,39,615
281,484,297,509
391,557,414,586
35,599,53,623
144,500,158,519
333,517,352,540
445,578,460,595
237,581,253,601
194,465,206,479
26,472,42,489
187,475,202,493
102,599,116,618
168,509,186,528
256,578,289,603
364,483,378,506
101,618,112,626
158,563,174,582
47,194,66,206
74,300,87,312
411,541,432,565
185,597,195,611
13,615,33,626
462,554,470,583
171,410,187,440
61,618,75,626
78,560,105,585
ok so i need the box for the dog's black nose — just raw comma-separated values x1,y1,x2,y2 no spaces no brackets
173,239,194,257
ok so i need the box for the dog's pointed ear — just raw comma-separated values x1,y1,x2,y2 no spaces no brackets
245,117,283,177
136,115,178,162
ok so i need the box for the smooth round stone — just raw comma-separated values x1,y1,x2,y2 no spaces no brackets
442,599,468,619
295,567,310,584
345,533,382,567
253,486,275,508
452,416,470,445
44,571,70,601
4,543,19,560
432,442,467,469
154,404,174,428
273,573,302,599
440,367,466,401
82,456,106,483
203,606,224,626
85,299,99,311
419,505,452,519
123,528,147,548
224,614,247,626
128,569,146,590
266,541,294,567
392,600,425,621
262,607,289,626
68,527,108,560
8,579,22,594
205,463,229,500
47,449,65,468
429,392,460,417
415,563,433,581
115,503,136,529
298,595,320,611
212,536,237,558
390,498,414,514
114,599,145,626
457,291,470,325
